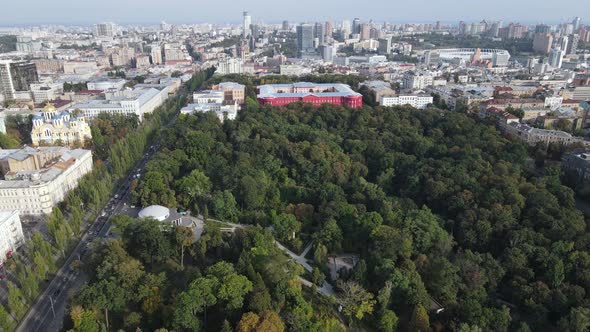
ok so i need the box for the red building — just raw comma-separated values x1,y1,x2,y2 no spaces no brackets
257,82,363,108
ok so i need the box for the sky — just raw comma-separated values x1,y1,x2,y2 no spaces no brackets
0,0,587,26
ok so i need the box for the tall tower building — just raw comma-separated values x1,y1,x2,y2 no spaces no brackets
282,20,290,31
325,21,333,42
573,17,581,31
548,48,565,68
533,33,553,54
243,11,252,38
360,23,371,40
296,23,315,57
314,22,325,46
353,18,361,34
341,20,352,38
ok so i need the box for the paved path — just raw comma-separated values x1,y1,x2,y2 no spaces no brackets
208,218,336,297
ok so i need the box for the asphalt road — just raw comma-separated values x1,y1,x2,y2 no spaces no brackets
15,145,157,332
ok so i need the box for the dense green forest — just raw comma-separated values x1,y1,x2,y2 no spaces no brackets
67,95,590,332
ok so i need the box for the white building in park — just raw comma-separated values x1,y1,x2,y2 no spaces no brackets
380,94,434,109
0,211,24,266
0,147,93,215
181,102,238,122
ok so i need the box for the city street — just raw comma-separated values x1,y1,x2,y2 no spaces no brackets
15,145,158,332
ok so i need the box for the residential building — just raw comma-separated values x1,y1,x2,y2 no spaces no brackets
0,147,93,215
403,71,434,90
150,45,163,65
216,58,244,75
380,95,433,109
0,211,24,266
533,33,553,54
360,24,371,40
257,83,362,108
31,104,92,146
504,122,586,146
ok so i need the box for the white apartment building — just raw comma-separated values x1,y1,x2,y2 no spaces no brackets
545,96,564,110
380,95,434,109
30,83,64,103
0,147,93,215
0,211,24,265
280,65,310,76
216,58,244,75
403,72,434,90
69,87,168,121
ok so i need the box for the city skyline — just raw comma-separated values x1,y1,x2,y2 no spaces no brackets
0,0,588,25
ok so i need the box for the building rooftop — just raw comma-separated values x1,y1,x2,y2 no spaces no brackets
257,82,362,99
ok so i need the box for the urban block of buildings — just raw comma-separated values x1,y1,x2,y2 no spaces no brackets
0,147,93,215
257,83,363,108
380,94,434,109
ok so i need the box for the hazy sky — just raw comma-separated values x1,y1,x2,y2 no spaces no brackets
1,0,587,25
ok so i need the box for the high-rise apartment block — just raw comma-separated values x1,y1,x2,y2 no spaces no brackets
533,33,553,54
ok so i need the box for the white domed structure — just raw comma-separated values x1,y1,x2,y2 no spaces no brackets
138,205,170,222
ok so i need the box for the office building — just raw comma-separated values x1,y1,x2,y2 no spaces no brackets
492,52,511,67
297,24,315,57
378,37,392,55
243,11,252,38
380,94,434,109
257,83,362,108
0,211,24,266
31,104,92,147
282,21,290,30
0,60,39,100
314,22,325,46
30,83,64,103
0,147,93,215
573,17,582,31
352,18,361,34
533,33,553,54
